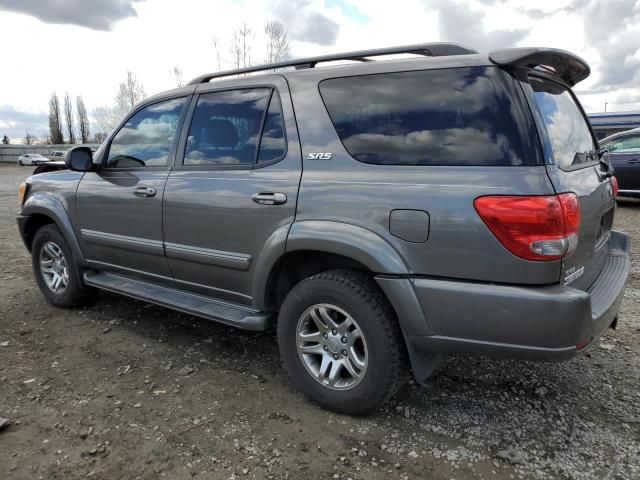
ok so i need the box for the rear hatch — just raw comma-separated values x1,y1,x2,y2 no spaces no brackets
526,74,616,291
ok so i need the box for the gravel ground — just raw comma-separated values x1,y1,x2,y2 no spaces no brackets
0,163,638,480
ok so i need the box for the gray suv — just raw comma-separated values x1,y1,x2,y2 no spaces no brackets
17,44,630,414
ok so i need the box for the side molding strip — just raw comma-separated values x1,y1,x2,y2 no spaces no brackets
81,229,164,255
80,230,252,271
165,242,252,271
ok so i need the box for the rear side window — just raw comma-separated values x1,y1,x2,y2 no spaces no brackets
319,67,539,166
530,77,596,169
605,135,640,153
185,88,270,166
257,92,286,163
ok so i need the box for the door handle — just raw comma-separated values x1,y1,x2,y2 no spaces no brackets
628,159,640,164
133,186,157,197
251,192,287,205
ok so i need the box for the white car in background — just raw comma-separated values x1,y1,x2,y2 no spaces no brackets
18,153,50,166
49,151,65,161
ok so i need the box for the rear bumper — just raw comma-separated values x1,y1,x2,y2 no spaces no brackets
377,230,630,372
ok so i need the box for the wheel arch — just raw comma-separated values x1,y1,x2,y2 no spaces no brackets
252,221,409,311
20,196,85,265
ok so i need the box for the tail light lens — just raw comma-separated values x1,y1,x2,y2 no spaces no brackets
474,193,580,261
611,177,619,197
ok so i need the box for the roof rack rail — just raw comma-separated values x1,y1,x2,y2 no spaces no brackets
188,42,477,85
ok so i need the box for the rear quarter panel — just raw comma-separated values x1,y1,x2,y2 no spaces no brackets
286,66,561,285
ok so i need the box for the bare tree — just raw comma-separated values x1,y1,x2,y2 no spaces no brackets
93,132,107,144
92,105,119,138
240,21,253,67
172,66,184,87
115,71,146,116
230,21,254,69
48,93,64,144
230,29,242,69
265,20,291,64
2,135,9,144
63,92,75,144
213,35,222,71
76,95,90,144
24,130,34,145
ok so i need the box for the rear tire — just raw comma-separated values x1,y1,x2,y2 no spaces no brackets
31,224,89,308
18,161,23,166
277,269,402,415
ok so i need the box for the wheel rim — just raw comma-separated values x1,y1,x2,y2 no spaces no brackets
39,241,69,294
296,303,368,391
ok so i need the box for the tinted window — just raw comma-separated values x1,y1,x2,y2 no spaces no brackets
257,92,286,163
107,97,186,168
184,88,270,166
530,77,595,168
319,67,538,166
605,135,640,153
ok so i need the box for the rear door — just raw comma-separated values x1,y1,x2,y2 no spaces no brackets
76,96,188,279
526,75,616,291
603,133,640,192
162,77,301,305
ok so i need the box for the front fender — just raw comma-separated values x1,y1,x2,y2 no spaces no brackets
20,193,85,265
286,221,409,274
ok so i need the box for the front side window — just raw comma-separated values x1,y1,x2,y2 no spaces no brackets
184,88,271,166
530,77,596,169
107,97,186,168
319,67,539,166
605,135,640,153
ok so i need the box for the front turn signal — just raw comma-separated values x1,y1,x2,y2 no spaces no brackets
18,182,28,204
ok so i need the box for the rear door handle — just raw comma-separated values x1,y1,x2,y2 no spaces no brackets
133,186,157,197
252,192,287,205
627,159,640,164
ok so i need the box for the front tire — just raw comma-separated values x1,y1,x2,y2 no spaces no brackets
31,224,89,308
277,270,402,415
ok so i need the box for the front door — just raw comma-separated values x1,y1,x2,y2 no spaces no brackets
76,96,189,279
163,78,301,304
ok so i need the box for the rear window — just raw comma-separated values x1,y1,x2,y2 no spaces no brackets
319,66,540,166
529,76,596,169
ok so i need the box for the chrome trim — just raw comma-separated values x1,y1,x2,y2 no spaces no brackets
81,229,164,255
164,242,252,271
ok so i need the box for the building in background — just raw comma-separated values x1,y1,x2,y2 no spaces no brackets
588,111,640,140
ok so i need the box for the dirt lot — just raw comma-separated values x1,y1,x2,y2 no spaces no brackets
0,164,638,480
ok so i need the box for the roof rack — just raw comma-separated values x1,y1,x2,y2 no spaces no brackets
188,43,477,85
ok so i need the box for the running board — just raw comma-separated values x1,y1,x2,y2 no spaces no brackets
83,271,273,331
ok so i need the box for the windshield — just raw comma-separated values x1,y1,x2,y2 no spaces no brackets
530,76,596,169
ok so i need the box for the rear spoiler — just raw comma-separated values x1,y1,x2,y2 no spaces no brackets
489,47,590,87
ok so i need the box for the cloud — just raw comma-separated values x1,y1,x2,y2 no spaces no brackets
515,0,640,93
0,0,143,30
430,0,529,53
579,0,640,89
0,105,49,140
269,0,339,46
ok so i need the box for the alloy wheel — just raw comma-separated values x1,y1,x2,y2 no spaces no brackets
296,303,368,390
39,241,69,294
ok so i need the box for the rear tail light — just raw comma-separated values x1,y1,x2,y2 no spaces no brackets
611,176,619,197
474,193,580,262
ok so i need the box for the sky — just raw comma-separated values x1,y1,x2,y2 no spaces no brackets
0,0,639,142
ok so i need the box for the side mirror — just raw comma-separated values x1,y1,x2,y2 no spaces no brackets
64,146,93,172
